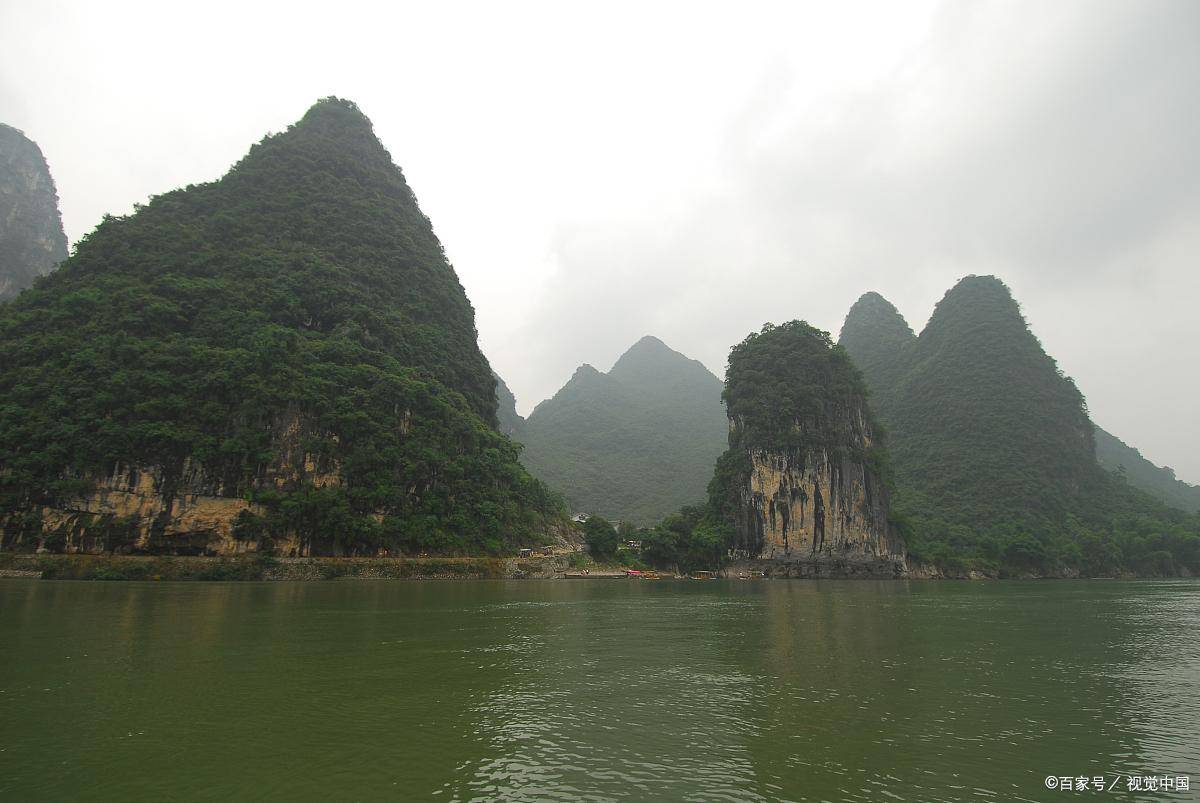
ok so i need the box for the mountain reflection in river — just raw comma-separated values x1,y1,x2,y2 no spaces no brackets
1,579,1197,801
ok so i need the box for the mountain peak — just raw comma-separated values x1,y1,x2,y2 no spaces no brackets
292,97,376,136
628,334,670,352
520,338,727,524
228,97,402,197
0,122,69,301
609,334,715,384
922,275,1030,347
840,292,913,341
939,274,1020,313
838,291,915,395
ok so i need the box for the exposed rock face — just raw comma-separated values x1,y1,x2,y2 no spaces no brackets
0,124,68,301
18,411,344,556
742,442,898,563
38,466,269,556
715,321,904,575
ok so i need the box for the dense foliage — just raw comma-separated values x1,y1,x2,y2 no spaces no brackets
518,336,727,525
638,506,726,572
839,276,1200,576
722,321,880,453
582,514,619,559
0,123,68,302
0,98,562,555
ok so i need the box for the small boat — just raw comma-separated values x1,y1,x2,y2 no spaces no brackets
625,569,643,578
642,570,661,580
689,570,718,580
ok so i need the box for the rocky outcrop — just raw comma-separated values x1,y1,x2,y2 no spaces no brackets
716,321,905,576
10,414,343,556
740,444,900,563
0,124,68,301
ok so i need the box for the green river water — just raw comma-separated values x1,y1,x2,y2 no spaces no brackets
1,578,1197,801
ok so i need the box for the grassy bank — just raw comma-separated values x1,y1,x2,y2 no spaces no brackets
0,553,566,581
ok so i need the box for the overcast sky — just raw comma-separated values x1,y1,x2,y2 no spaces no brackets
2,0,1197,482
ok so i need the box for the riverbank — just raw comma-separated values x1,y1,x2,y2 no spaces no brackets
0,553,568,581
1,553,1186,581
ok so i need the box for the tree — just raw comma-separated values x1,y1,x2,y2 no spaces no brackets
583,515,618,559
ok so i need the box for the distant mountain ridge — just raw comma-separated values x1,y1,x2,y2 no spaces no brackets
0,123,68,301
838,276,1199,575
1094,426,1200,513
518,336,728,525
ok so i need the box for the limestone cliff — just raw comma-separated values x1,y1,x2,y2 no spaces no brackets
0,124,68,301
713,321,904,575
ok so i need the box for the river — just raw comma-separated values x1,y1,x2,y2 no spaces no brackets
1,578,1197,801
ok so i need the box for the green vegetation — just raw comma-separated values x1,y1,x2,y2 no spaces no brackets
639,506,725,573
1094,425,1200,513
0,552,556,581
721,321,880,453
519,335,727,525
582,514,618,559
839,276,1200,577
0,98,562,555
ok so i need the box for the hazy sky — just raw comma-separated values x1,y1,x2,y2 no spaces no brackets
2,0,1198,482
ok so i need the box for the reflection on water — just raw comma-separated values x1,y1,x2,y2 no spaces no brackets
0,579,1197,801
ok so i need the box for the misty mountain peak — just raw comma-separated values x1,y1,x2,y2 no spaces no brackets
608,334,715,386
0,123,68,301
283,97,386,149
840,291,914,343
838,291,915,395
936,274,1021,316
520,336,727,524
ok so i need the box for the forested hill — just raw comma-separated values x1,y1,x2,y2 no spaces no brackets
1094,426,1200,513
519,336,727,525
0,123,68,301
885,276,1098,532
838,276,1199,576
0,97,562,556
836,291,914,397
